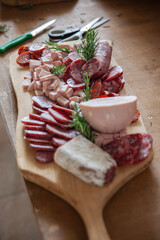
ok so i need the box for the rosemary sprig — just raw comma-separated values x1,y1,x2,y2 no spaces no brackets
44,40,71,53
74,28,99,62
0,24,8,33
51,64,66,76
71,103,95,142
83,72,91,101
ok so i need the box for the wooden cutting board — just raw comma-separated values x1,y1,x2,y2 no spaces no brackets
10,47,154,240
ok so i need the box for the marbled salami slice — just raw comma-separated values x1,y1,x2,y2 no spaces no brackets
46,124,79,140
41,112,71,129
102,76,123,94
35,151,54,163
101,65,123,81
32,95,55,109
32,105,48,115
23,125,46,131
21,116,45,126
48,108,71,124
29,113,42,121
82,40,112,79
51,103,74,115
25,130,52,140
24,137,52,144
70,59,85,83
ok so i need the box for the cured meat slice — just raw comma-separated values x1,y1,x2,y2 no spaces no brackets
32,95,55,109
25,130,52,140
24,136,52,144
102,76,123,94
103,133,152,166
29,113,42,121
54,135,117,186
16,51,31,67
70,59,85,83
63,65,71,82
67,78,85,90
46,124,79,140
21,116,45,126
30,143,55,151
52,137,68,147
48,108,71,124
134,133,153,163
32,105,48,115
23,125,46,131
51,103,75,115
82,40,112,79
18,45,29,55
101,65,123,81
90,81,102,99
35,151,54,163
41,112,71,129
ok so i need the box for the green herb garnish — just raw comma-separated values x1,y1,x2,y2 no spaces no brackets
51,64,66,76
83,72,91,101
74,28,99,62
44,40,71,53
0,24,8,33
71,103,95,142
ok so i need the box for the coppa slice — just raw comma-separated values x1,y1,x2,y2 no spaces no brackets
80,96,137,133
54,135,117,187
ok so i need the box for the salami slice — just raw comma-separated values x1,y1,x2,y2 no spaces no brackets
25,130,52,140
21,116,45,126
29,43,45,53
101,65,123,81
16,51,31,67
46,124,79,140
52,137,68,147
67,78,85,90
82,40,112,79
24,137,52,144
63,64,71,82
35,151,54,163
48,108,71,124
29,113,42,121
70,59,85,83
51,103,74,115
30,143,55,151
102,76,123,94
90,81,102,99
32,95,55,109
32,105,48,115
23,125,46,131
18,45,29,55
41,112,71,129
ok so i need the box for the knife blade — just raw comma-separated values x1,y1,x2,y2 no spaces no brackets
0,19,56,53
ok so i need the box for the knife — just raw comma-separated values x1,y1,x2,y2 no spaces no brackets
0,19,56,53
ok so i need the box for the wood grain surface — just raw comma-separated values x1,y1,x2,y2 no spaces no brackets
10,47,154,240
1,0,160,239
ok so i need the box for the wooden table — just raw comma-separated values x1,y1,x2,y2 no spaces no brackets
0,0,160,239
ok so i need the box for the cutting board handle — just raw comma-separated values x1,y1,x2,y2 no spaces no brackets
78,205,110,240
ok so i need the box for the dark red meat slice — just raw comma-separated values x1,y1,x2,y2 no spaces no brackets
67,78,85,90
90,81,102,99
63,64,71,82
70,59,85,83
32,105,48,115
29,43,45,52
29,113,42,121
16,51,31,67
48,108,71,124
35,151,54,163
82,40,112,79
51,103,74,115
101,65,123,81
24,137,52,144
25,130,52,140
63,58,73,67
52,137,68,147
102,76,123,94
30,143,55,151
18,45,29,55
104,165,117,184
21,116,45,126
32,95,55,109
132,109,140,123
41,112,71,129
134,133,153,163
46,124,79,140
23,125,46,131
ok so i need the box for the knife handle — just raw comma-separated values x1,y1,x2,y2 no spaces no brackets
0,32,33,53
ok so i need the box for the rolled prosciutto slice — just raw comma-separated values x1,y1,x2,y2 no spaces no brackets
82,40,112,79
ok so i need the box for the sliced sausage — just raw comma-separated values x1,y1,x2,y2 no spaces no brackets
70,59,85,83
52,137,68,147
21,116,45,126
48,108,71,124
46,124,79,140
101,65,123,81
35,151,54,163
25,130,52,140
32,95,55,109
30,143,55,151
16,51,31,67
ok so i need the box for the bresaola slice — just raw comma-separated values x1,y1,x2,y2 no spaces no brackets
80,96,137,133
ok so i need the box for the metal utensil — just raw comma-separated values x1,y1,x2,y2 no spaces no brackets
0,19,56,53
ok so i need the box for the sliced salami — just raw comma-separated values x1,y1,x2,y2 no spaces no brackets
101,65,123,81
63,64,71,82
16,51,31,67
21,116,45,126
52,137,68,147
32,105,48,115
35,151,54,163
24,137,52,144
51,103,74,115
41,112,71,129
30,143,55,151
48,108,71,124
23,125,46,131
70,59,85,83
25,130,52,140
29,113,42,121
102,76,123,94
90,81,102,99
46,124,79,140
82,40,112,79
32,95,55,109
